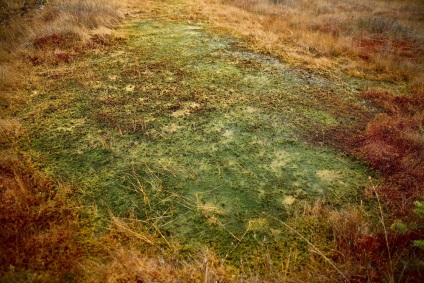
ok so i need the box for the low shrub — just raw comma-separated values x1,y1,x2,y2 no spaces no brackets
0,153,81,282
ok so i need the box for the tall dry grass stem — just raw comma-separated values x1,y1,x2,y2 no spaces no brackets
266,213,350,282
372,184,395,283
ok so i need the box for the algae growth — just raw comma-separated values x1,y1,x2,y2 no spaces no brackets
21,20,385,265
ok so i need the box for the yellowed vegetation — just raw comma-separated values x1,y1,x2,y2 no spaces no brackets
1,0,423,282
0,0,123,93
192,0,424,81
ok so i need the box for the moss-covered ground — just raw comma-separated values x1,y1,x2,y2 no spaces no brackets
17,8,405,271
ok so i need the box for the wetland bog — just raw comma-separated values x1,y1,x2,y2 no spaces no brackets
1,0,423,281
21,18,383,268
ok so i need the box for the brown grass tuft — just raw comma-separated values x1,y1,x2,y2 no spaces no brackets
0,0,123,92
195,0,424,81
0,153,81,282
79,245,236,283
1,0,423,281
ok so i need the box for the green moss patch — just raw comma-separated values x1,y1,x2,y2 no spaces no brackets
20,19,391,269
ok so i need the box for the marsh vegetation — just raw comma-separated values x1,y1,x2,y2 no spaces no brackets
1,0,423,282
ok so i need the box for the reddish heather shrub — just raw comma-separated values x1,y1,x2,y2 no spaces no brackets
357,89,424,213
325,86,424,282
33,33,81,50
0,155,81,281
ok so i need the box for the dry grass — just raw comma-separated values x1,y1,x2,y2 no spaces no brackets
0,0,123,48
0,0,123,94
0,1,124,281
0,113,80,281
0,3,232,279
186,2,424,279
79,214,235,283
0,153,81,282
188,1,424,280
1,0,423,282
0,118,233,281
0,150,235,282
193,0,424,81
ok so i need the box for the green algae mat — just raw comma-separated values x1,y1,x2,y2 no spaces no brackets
19,19,395,266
